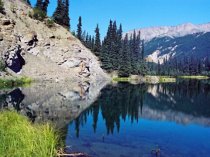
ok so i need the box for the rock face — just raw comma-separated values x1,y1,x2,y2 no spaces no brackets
0,0,109,82
0,81,107,128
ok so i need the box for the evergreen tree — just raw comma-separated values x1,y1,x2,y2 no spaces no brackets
94,24,101,55
91,36,95,51
77,16,82,40
118,34,131,77
0,0,5,14
157,61,161,75
36,0,42,10
53,0,65,26
63,0,70,29
42,0,49,13
24,0,31,6
101,20,113,71
111,21,119,70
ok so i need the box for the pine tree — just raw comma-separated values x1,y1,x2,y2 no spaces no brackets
63,0,70,29
110,21,119,70
94,24,101,55
118,34,131,77
53,0,64,26
101,20,113,71
91,36,95,51
77,16,82,40
24,0,31,6
157,61,161,75
36,0,42,10
42,0,49,13
0,0,5,14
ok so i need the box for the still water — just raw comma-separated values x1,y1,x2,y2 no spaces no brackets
0,80,210,157
65,80,210,157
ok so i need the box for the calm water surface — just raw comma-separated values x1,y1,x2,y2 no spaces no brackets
1,80,210,157
65,80,210,157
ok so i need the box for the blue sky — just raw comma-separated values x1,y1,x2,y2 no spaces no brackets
30,0,210,38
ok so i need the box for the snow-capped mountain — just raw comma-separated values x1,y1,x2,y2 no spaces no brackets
126,23,210,42
126,23,210,64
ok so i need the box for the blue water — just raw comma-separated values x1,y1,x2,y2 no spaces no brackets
66,112,210,157
65,81,210,157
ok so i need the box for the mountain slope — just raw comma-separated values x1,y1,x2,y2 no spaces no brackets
127,23,210,42
127,23,210,64
145,32,210,64
0,0,109,82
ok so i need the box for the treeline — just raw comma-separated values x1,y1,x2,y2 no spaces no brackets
76,19,147,77
26,0,70,29
148,56,210,76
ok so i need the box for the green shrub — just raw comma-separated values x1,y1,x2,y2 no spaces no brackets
0,60,6,72
0,111,58,157
32,8,46,21
0,77,32,89
0,0,5,14
46,18,55,28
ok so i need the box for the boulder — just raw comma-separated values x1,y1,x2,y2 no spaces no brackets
61,58,81,68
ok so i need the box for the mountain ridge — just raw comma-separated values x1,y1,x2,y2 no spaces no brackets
126,22,210,42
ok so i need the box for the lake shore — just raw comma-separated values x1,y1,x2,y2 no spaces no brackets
112,75,209,84
0,111,89,157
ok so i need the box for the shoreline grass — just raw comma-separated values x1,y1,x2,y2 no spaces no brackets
177,75,209,79
0,111,58,157
112,77,131,82
0,111,89,157
0,77,32,89
159,76,176,83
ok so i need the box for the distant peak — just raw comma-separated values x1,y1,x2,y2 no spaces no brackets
126,22,210,42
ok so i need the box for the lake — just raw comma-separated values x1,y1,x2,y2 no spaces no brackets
1,79,210,157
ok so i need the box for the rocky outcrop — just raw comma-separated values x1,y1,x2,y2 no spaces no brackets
0,0,109,82
0,81,107,128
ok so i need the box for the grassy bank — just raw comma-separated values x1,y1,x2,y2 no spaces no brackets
113,76,177,83
159,76,176,83
0,111,57,157
177,75,209,79
112,77,131,82
0,77,32,89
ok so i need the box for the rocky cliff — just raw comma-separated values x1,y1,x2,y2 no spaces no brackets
0,0,109,82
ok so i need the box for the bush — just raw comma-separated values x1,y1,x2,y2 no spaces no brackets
0,77,32,89
32,8,46,21
0,111,58,157
0,0,5,14
0,60,6,72
46,18,55,28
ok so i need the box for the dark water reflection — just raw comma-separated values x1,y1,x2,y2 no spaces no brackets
66,80,210,157
0,80,210,157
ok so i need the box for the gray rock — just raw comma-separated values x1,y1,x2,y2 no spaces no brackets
61,58,81,68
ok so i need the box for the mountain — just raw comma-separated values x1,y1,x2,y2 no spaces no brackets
0,0,109,82
127,23,210,64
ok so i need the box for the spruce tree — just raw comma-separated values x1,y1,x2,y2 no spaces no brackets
118,34,131,77
42,0,49,13
110,21,118,70
0,0,5,14
94,24,101,55
63,0,70,29
24,0,31,6
36,0,42,10
91,36,95,51
77,16,82,40
53,0,64,26
101,20,113,71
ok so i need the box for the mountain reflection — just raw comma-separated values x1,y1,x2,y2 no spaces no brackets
73,80,210,137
